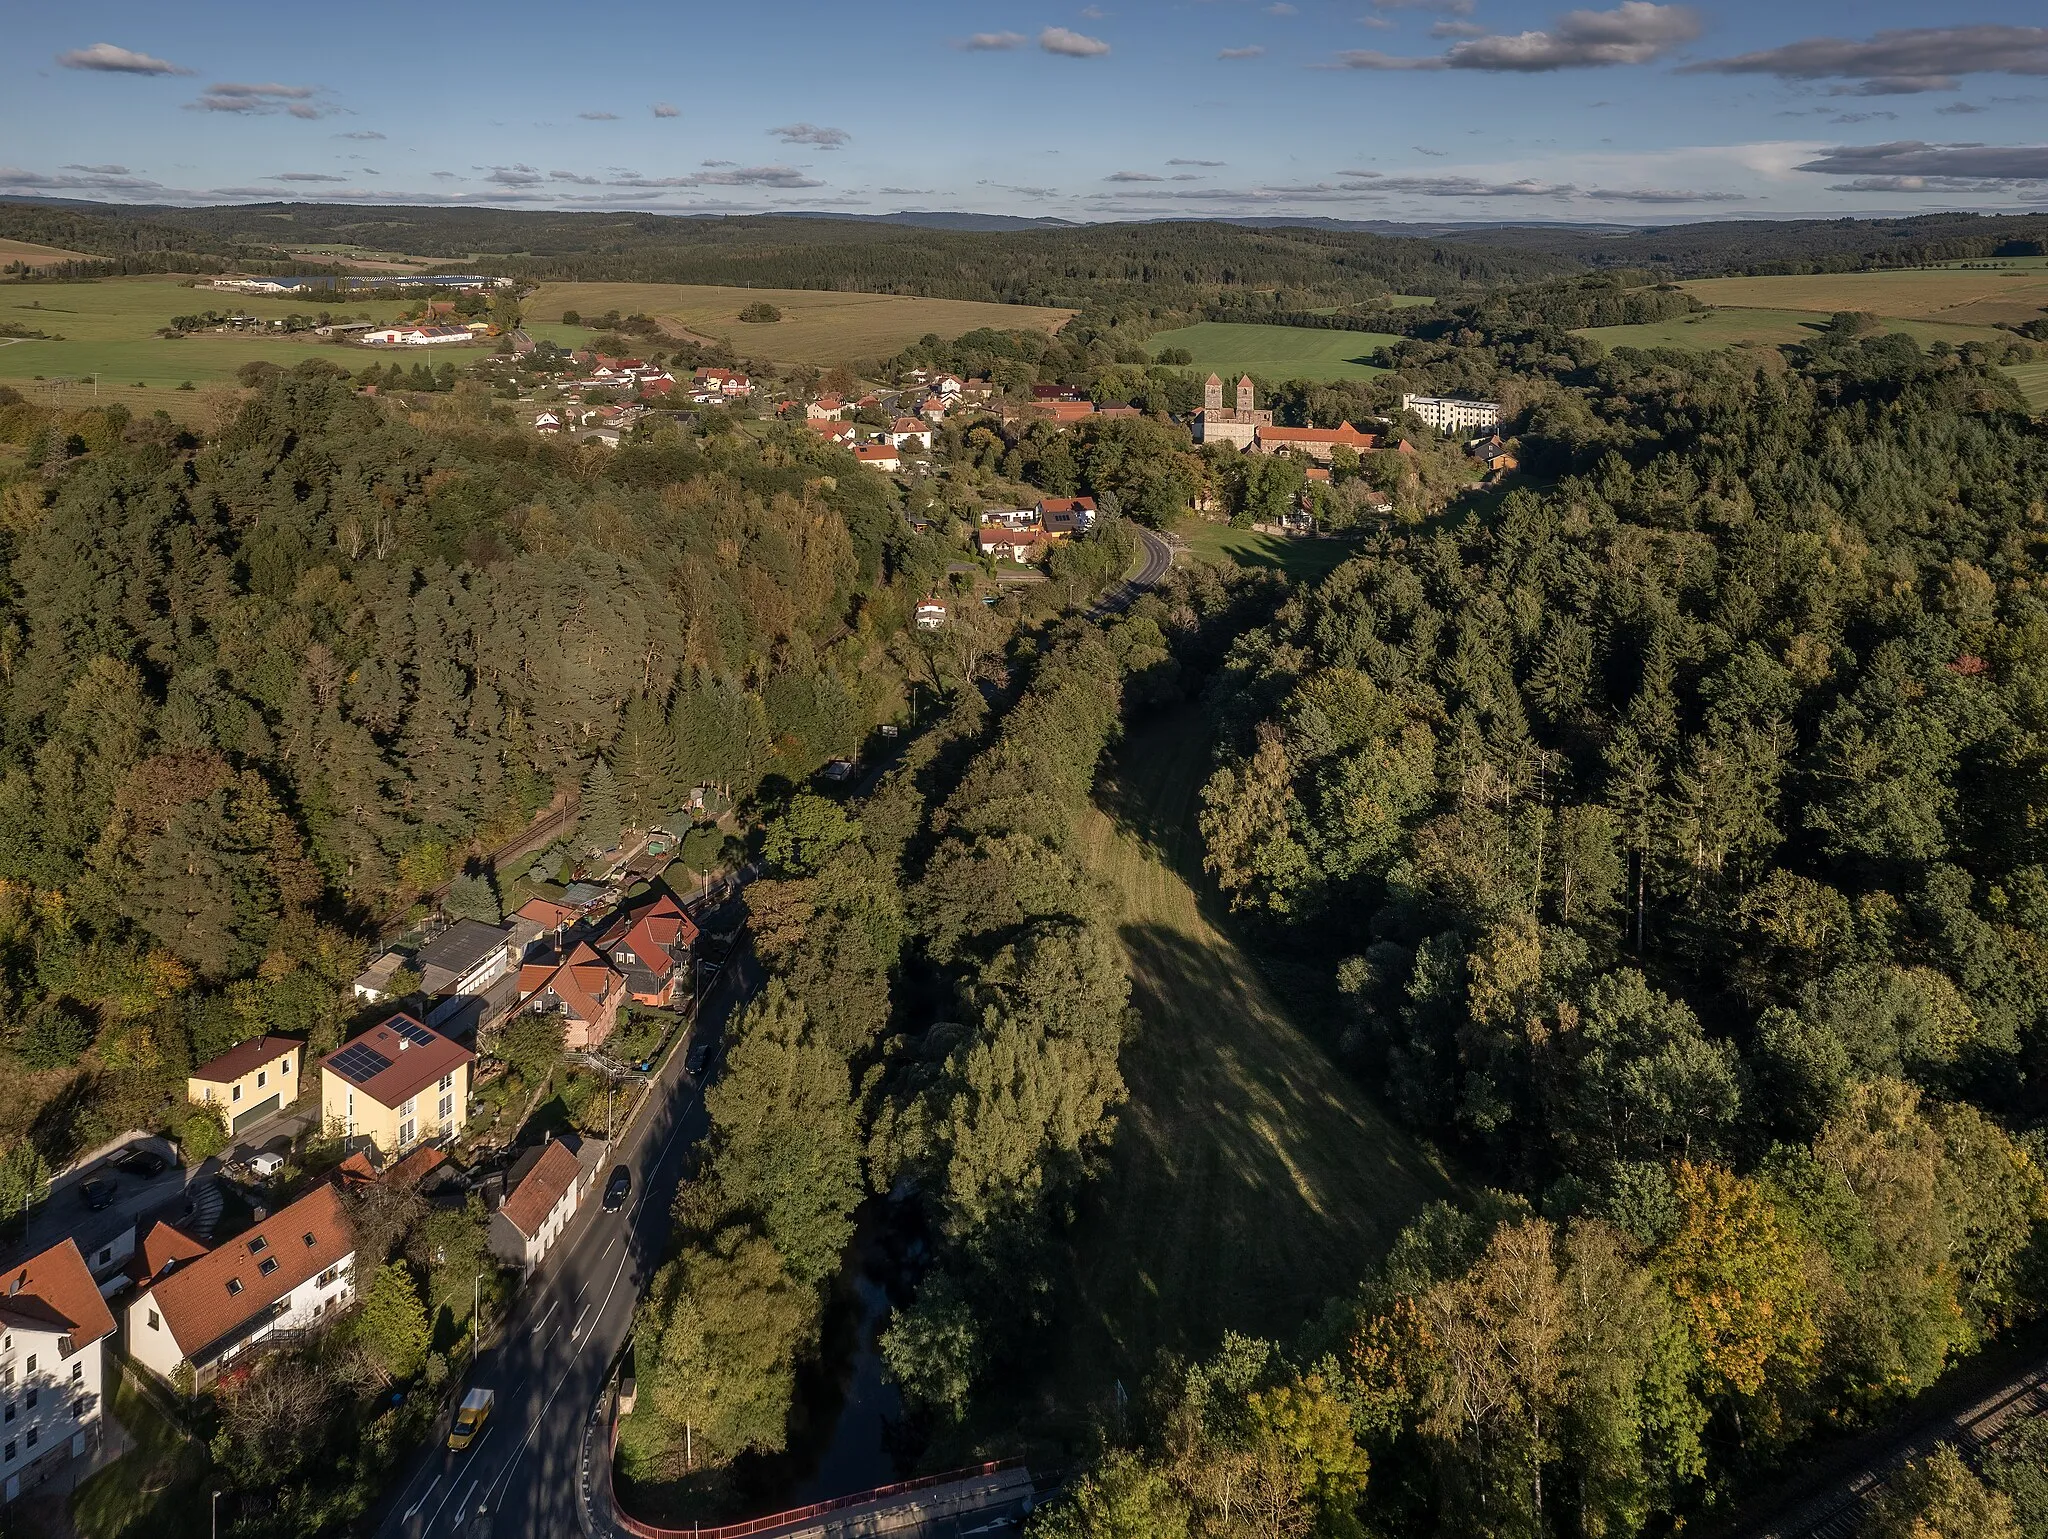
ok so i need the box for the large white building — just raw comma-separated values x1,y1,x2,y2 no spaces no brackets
1401,394,1501,435
126,1184,355,1387
1,1238,116,1504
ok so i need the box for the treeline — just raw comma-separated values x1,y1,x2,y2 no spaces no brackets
0,368,931,1181
1352,272,1706,341
1076,335,2048,1535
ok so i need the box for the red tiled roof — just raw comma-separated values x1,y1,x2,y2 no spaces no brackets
518,942,623,1026
499,1141,583,1240
1039,497,1096,514
1258,423,1381,449
143,1185,352,1358
190,1035,301,1085
129,1221,208,1287
515,897,578,930
321,1014,474,1112
0,1239,117,1352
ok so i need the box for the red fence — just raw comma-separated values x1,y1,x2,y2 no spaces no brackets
610,1455,1027,1539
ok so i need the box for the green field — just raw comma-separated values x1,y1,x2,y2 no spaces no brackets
1681,268,2048,328
0,278,421,388
2009,361,2048,411
1142,321,1398,381
522,280,1073,366
1181,522,1365,580
1578,304,2015,354
1057,709,1458,1389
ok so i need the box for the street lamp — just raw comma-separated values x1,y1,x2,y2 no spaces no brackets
212,1490,221,1539
473,1270,490,1350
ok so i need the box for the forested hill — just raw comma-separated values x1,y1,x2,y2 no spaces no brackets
0,374,927,1151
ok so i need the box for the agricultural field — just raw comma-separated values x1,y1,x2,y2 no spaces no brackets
0,278,420,388
522,281,1073,366
0,236,91,269
1680,267,2048,329
1141,320,1397,381
1578,303,2015,354
2008,360,2048,411
1057,708,1458,1391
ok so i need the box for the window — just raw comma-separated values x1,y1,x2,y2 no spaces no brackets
69,1363,80,1385
399,1119,416,1146
22,1356,32,1375
97,1247,111,1265
257,1070,267,1089
258,1256,278,1276
317,1266,340,1288
232,1084,242,1102
24,1389,35,1411
147,1310,159,1332
226,1279,243,1296
3,1441,12,1463
282,1058,291,1075
4,1402,13,1423
25,1426,36,1449
439,1095,453,1122
302,1232,316,1247
247,1236,268,1255
438,1073,453,1093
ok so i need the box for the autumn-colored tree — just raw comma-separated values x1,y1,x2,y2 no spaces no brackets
1655,1162,1818,1398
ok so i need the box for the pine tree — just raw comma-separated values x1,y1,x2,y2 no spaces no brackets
610,693,681,828
580,758,625,855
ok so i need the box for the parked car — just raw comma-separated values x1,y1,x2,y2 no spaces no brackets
603,1167,631,1211
114,1147,168,1178
247,1151,285,1179
79,1178,117,1211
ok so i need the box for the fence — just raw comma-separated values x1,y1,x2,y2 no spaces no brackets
609,1455,1027,1539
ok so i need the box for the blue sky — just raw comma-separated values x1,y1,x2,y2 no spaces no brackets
5,1,2048,223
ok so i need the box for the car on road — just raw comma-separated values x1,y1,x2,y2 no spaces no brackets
114,1147,169,1177
448,1388,494,1451
603,1167,631,1210
79,1178,117,1211
685,1037,712,1077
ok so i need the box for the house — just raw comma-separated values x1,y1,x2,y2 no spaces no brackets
853,444,901,472
1252,423,1382,463
514,943,628,1050
488,1138,596,1273
593,891,698,1008
126,1222,207,1293
806,419,856,446
980,528,1049,563
414,920,515,999
919,393,950,422
187,1036,304,1137
915,597,949,630
361,326,474,348
1034,399,1097,425
1093,404,1141,420
335,1144,447,1193
887,418,933,451
638,375,677,399
0,1239,117,1504
1037,496,1097,537
980,507,1039,532
534,411,562,434
692,367,752,398
1401,393,1501,434
1192,374,1271,448
806,396,846,421
320,1014,475,1155
931,374,964,399
126,1185,354,1389
1468,434,1518,472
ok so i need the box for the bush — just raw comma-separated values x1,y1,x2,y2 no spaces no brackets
181,1104,229,1161
739,302,782,324
561,310,582,325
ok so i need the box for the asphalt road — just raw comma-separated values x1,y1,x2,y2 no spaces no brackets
376,941,758,1539
1093,526,1175,617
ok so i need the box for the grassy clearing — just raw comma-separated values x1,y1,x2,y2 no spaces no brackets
0,278,419,388
1059,708,1458,1391
71,1364,207,1539
2009,361,2048,412
1143,321,1396,381
521,281,1073,366
1579,304,2014,354
1179,522,1364,581
1679,269,2048,328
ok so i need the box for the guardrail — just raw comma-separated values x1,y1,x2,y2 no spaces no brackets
609,1455,1027,1539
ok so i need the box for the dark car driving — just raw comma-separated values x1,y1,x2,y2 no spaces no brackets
603,1167,632,1211
685,1037,712,1077
79,1178,117,1211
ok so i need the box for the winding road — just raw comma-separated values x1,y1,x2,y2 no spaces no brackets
1093,526,1176,617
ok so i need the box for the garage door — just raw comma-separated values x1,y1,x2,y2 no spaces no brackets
232,1094,280,1134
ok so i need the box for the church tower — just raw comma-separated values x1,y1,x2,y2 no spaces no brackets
1237,376,1254,414
1204,373,1224,413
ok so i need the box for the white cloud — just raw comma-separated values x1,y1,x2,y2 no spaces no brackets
187,81,337,118
0,165,165,192
960,31,1027,50
56,43,191,75
1793,140,2048,181
269,171,347,182
652,103,680,118
1219,46,1266,60
1334,3,1699,72
1169,158,1226,166
770,123,850,148
1041,26,1111,56
1683,26,2048,96
579,111,620,121
336,130,385,141
1106,170,1164,181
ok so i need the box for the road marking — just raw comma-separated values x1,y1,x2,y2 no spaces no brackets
534,1297,560,1335
426,1470,471,1532
484,1359,580,1512
447,1480,477,1532
578,1239,634,1344
403,1475,440,1521
570,1305,589,1341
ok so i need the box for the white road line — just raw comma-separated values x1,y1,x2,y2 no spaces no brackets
446,1479,477,1532
534,1297,560,1336
578,1239,635,1344
570,1305,589,1341
403,1475,441,1521
484,1362,579,1511
426,1470,471,1532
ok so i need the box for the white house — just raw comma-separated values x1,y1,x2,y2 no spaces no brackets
1400,393,1501,435
487,1139,594,1273
360,326,474,348
887,418,933,451
126,1184,355,1387
853,444,901,472
1,1239,117,1504
915,598,949,631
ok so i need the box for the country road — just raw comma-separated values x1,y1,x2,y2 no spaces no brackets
1093,526,1175,617
374,928,760,1539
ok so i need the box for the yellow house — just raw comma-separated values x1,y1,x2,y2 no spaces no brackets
320,1014,475,1156
187,1036,305,1137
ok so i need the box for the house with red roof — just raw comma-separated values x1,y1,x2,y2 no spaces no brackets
806,395,846,421
593,891,698,1008
489,1137,598,1272
125,1185,354,1390
0,1238,117,1502
854,443,901,472
319,1014,475,1156
1252,422,1382,462
515,942,628,1049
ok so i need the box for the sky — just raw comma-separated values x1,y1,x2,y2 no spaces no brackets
5,1,2048,225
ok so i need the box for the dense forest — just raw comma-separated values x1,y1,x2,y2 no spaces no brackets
0,368,953,1193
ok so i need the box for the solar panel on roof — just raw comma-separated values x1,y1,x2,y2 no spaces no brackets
330,1043,392,1083
390,1018,436,1048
